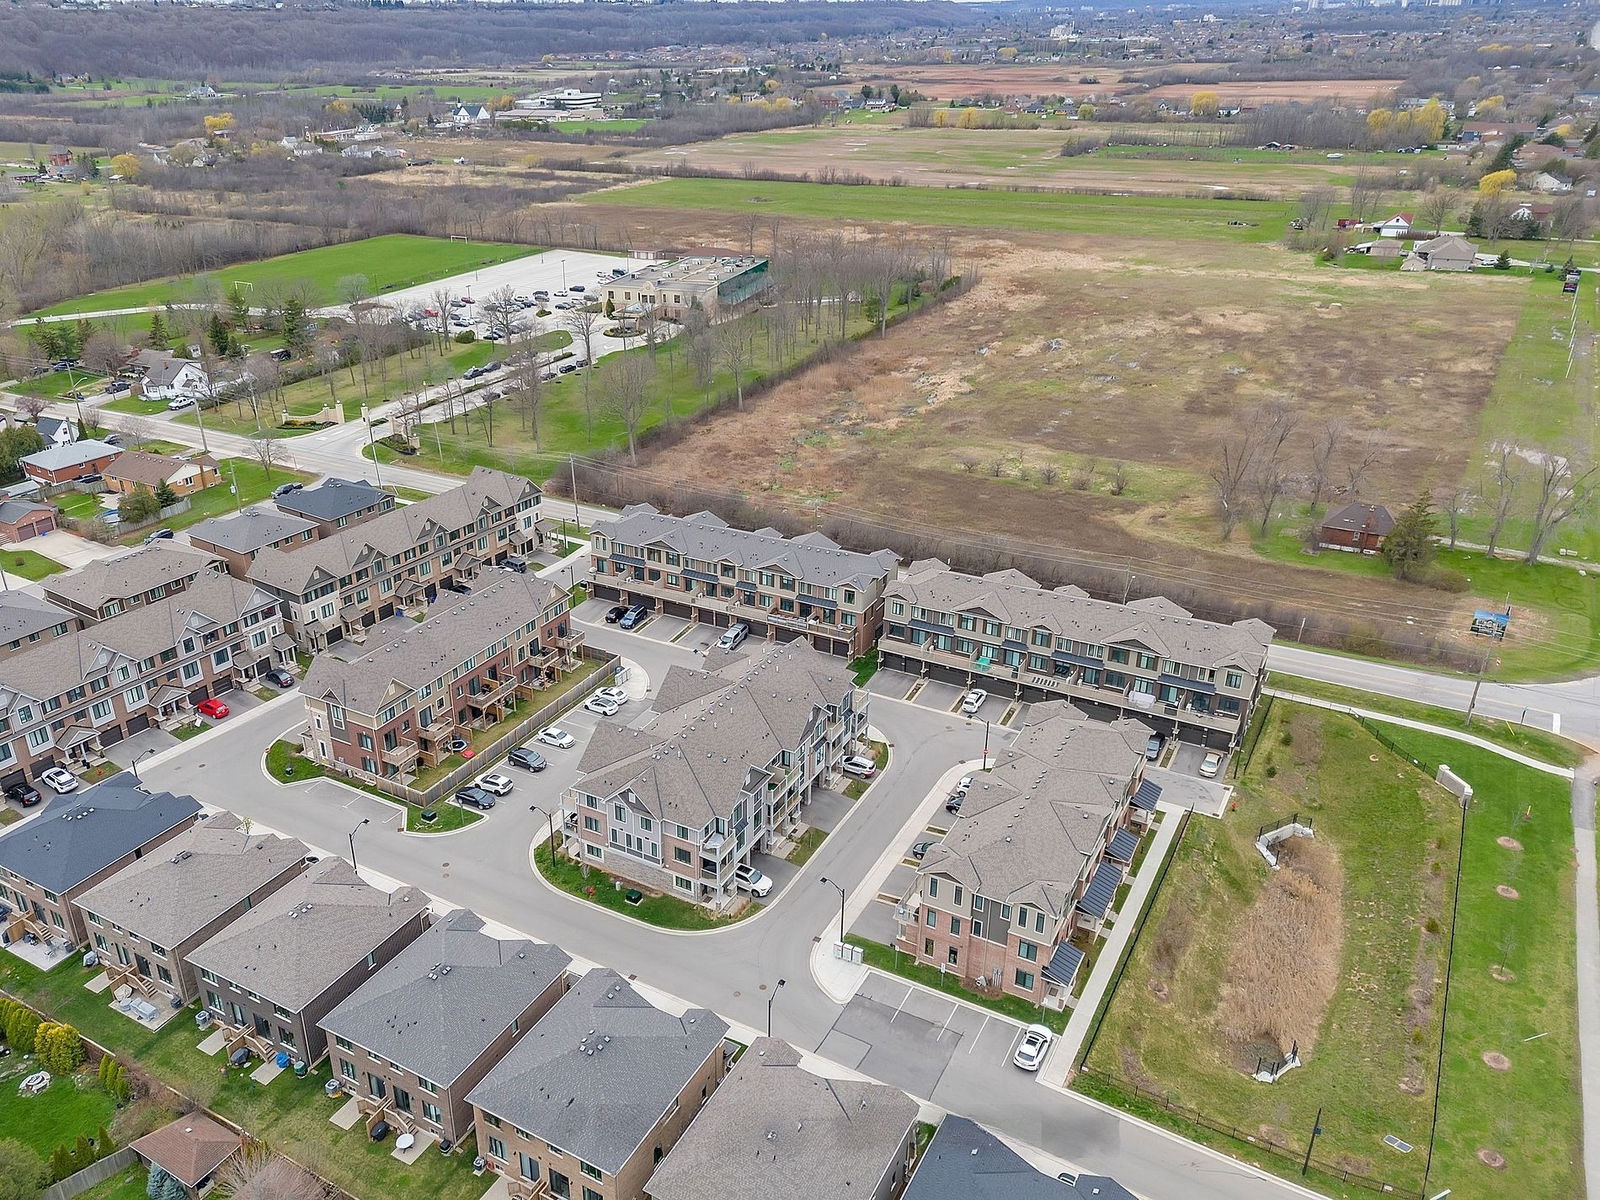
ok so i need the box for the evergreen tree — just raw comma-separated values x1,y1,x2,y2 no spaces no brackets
4,1005,38,1054
206,313,231,358
227,287,250,331
119,486,161,525
1380,493,1440,581
69,1134,94,1173
49,1144,72,1183
281,296,308,354
154,480,179,509
147,311,169,349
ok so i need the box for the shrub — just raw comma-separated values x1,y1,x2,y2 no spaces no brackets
1264,764,1278,778
0,1140,48,1200
452,329,476,344
1420,564,1469,593
35,1022,85,1074
4,1005,39,1055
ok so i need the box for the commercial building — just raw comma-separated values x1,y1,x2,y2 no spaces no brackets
299,573,578,784
602,257,769,323
590,505,898,658
319,910,572,1146
44,542,225,622
188,510,319,579
571,641,866,908
468,967,728,1200
879,560,1272,748
274,478,395,537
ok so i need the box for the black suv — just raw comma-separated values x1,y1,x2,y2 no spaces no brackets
507,746,547,772
4,783,41,808
618,604,650,630
455,786,497,811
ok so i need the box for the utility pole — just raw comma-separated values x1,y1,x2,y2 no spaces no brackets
1301,1106,1323,1177
569,454,581,530
229,460,241,512
366,418,385,489
1464,651,1493,728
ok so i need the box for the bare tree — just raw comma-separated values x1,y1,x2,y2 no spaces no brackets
601,352,653,464
1211,423,1258,540
15,394,48,421
1252,461,1293,536
1483,443,1519,558
1437,485,1472,550
1418,187,1458,236
561,305,603,437
1524,450,1600,563
82,330,126,377
1297,186,1336,230
215,1145,327,1200
1344,438,1382,500
1307,417,1344,509
246,429,288,482
715,318,755,410
485,286,520,342
428,287,455,353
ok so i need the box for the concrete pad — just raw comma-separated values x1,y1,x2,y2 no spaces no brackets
916,681,965,713
1145,765,1228,818
391,1129,437,1164
197,1029,228,1056
865,668,918,700
476,1176,514,1200
330,1096,362,1130
83,971,111,993
24,530,120,569
249,1060,284,1085
816,1028,872,1070
108,995,180,1030
4,937,71,970
804,790,853,833
849,898,903,947
640,614,688,644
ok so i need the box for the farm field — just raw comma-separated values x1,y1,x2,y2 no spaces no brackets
1141,78,1403,104
27,235,538,318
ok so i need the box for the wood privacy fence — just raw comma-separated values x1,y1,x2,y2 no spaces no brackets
39,1148,137,1200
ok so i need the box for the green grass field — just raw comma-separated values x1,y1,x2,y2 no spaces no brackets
0,548,65,581
0,1058,116,1157
72,1165,149,1200
29,235,539,319
590,177,1295,241
8,369,108,398
109,459,313,544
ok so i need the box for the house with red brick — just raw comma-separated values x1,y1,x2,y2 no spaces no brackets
19,440,120,487
103,451,220,499
1318,502,1395,554
0,500,56,542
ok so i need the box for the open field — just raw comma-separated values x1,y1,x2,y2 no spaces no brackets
28,235,538,318
840,64,1155,98
1142,79,1403,105
0,1056,116,1157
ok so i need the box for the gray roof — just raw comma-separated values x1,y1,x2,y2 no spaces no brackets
0,592,72,644
1320,502,1395,536
275,478,391,523
44,542,221,612
301,573,565,713
187,859,427,1012
0,500,53,525
188,509,318,554
136,352,206,390
466,968,726,1175
0,772,200,893
20,440,120,473
74,810,308,946
319,910,570,1087
904,1116,1136,1200
885,560,1272,672
645,1038,916,1200
594,504,898,590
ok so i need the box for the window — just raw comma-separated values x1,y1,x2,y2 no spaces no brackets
417,1077,437,1095
200,969,217,984
335,1036,353,1051
947,946,959,965
953,885,963,907
674,846,692,864
423,1101,442,1124
394,1088,412,1113
487,1136,506,1162
341,1061,356,1081
584,815,600,834
924,909,935,928
519,1154,540,1183
674,875,693,892
583,1190,603,1200
1226,671,1244,690
949,917,962,937
155,966,172,984
924,938,934,956
579,1162,602,1182
1018,940,1038,961
927,878,938,898
484,1114,502,1129
549,1171,570,1199
1015,969,1035,991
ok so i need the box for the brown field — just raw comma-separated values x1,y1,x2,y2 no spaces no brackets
1143,79,1403,105
843,63,1160,98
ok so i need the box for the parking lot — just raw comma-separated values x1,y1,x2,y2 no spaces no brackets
868,669,1021,726
572,600,721,655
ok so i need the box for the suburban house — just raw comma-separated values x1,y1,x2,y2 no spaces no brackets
187,510,318,578
35,415,78,449
894,703,1154,1007
878,560,1272,749
299,573,578,784
467,967,729,1200
645,1037,917,1200
0,499,56,542
1511,200,1556,223
73,811,311,1008
603,257,770,323
20,439,121,487
0,572,292,790
1533,171,1573,194
319,909,572,1147
1373,212,1414,237
452,103,494,124
274,477,395,537
0,592,78,660
247,468,542,652
188,859,428,1064
1401,234,1476,272
570,641,867,908
132,351,209,401
129,1114,243,1199
1317,502,1395,554
0,774,201,951
102,451,221,499
589,505,899,659
44,542,225,621
904,1116,1136,1200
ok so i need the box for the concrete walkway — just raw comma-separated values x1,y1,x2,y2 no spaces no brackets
1573,759,1600,1200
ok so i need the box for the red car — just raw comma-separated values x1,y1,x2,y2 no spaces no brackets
195,698,230,720
421,307,439,318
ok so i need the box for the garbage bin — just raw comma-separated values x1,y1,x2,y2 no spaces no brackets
292,1059,308,1078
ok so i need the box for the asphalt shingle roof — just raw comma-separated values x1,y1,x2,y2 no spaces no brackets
0,592,71,645
130,1114,241,1188
44,542,220,612
275,478,390,523
20,440,120,473
0,500,53,525
465,968,726,1175
188,509,318,554
319,910,570,1088
904,1116,1136,1200
0,772,199,893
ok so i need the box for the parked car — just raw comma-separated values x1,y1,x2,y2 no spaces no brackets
583,695,620,717
3,783,42,807
196,698,230,719
455,786,497,811
535,726,576,749
272,482,304,498
716,622,749,651
959,689,988,715
268,348,292,362
263,668,296,689
840,755,877,779
499,556,527,574
592,686,627,705
944,792,964,814
507,745,547,772
39,767,78,795
1013,1024,1053,1072
954,774,973,796
570,284,586,293
1199,751,1223,778
474,772,515,796
1146,734,1164,762
604,605,628,624
166,397,197,411
104,380,130,394
618,604,650,630
78,474,102,485
144,528,174,543
911,839,936,860
734,863,773,897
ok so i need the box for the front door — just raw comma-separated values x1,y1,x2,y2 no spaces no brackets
230,1003,248,1026
253,1014,271,1038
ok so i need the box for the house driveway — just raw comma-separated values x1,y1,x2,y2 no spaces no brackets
20,530,122,569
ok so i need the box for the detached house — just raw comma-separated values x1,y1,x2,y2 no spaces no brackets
132,352,208,402
1373,212,1415,237
102,451,220,499
904,1116,1137,1200
1317,502,1394,553
20,440,120,487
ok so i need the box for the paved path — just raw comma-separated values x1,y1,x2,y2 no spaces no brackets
1574,759,1600,1200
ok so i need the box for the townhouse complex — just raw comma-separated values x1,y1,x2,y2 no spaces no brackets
590,505,898,659
42,542,224,622
570,641,866,908
879,560,1273,748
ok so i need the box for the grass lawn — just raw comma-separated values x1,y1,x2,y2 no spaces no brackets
0,1057,116,1156
846,935,1068,1033
9,369,108,398
849,648,880,686
786,827,826,866
73,1164,149,1200
1081,703,1458,1196
263,740,480,833
170,721,207,741
29,235,540,318
589,177,1295,242
113,459,314,544
534,842,752,930
55,490,106,520
0,548,65,580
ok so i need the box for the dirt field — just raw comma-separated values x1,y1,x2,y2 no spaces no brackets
842,63,1156,98
1142,79,1404,105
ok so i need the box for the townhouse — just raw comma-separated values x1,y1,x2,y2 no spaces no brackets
467,967,728,1200
20,439,120,486
319,910,572,1147
644,1037,918,1200
248,467,541,652
187,510,318,579
102,451,220,500
879,560,1273,748
188,859,428,1064
571,641,866,909
904,1116,1136,1200
589,504,898,659
0,774,201,950
274,477,395,537
894,702,1156,1008
0,572,293,790
0,593,78,660
44,542,225,622
73,811,311,1007
299,573,578,784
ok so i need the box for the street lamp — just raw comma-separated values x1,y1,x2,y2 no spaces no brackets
529,803,559,860
766,978,786,1038
820,876,846,946
983,718,991,769
129,747,158,784
347,817,370,873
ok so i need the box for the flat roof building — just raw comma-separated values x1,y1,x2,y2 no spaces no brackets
603,257,769,322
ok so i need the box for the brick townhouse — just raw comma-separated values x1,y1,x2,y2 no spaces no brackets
0,593,79,661
894,702,1157,1009
0,572,295,791
570,641,866,909
299,573,579,784
0,774,201,951
187,510,318,579
879,560,1273,749
274,477,395,537
248,468,542,652
43,542,225,622
73,811,311,1008
589,504,898,659
468,968,728,1200
319,910,572,1147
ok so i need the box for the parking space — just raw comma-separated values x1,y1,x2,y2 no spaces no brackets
967,691,1009,722
803,789,853,833
636,613,689,643
866,668,919,701
1144,764,1229,818
677,623,719,654
913,680,966,713
1169,741,1226,778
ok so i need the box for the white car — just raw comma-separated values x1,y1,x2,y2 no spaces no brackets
39,767,78,795
960,689,988,715
955,775,974,796
592,686,628,706
583,695,620,717
535,727,576,749
1013,1023,1053,1071
734,863,773,897
474,772,515,796
840,755,877,779
1199,751,1223,778
165,397,197,411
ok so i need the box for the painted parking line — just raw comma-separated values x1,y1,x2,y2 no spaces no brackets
889,985,914,1022
966,1012,992,1053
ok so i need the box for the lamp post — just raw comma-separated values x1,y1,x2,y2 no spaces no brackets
820,876,846,947
347,817,370,873
766,978,786,1038
983,718,991,769
129,747,158,784
529,803,558,860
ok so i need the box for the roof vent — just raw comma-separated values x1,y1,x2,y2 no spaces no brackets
170,850,192,864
